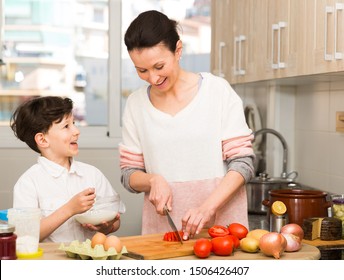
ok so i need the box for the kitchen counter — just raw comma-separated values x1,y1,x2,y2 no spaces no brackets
21,241,320,260
17,230,321,260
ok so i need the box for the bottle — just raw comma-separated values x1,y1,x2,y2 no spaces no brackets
270,201,287,232
330,194,344,238
0,222,17,260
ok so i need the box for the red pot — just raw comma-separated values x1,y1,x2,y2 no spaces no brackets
262,189,331,227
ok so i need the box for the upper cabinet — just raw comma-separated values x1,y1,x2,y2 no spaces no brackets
308,0,344,74
211,0,344,85
211,0,231,80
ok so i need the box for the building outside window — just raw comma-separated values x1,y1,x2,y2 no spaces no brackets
0,0,210,147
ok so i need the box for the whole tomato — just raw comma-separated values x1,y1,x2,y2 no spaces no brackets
193,238,212,258
211,236,234,256
208,225,230,238
227,234,240,249
227,223,248,240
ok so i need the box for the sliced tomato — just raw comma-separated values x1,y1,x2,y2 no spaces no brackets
208,225,230,238
163,231,184,242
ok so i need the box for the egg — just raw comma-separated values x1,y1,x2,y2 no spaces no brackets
103,235,123,252
91,232,107,248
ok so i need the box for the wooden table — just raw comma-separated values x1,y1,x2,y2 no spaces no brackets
19,235,321,260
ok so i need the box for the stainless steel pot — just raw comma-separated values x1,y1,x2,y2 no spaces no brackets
246,173,296,214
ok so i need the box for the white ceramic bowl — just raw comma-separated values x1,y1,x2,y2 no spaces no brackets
75,194,123,225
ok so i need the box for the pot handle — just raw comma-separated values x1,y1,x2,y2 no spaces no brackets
262,199,271,207
324,201,332,209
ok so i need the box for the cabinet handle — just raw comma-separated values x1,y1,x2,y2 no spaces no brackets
278,22,286,69
218,41,225,77
238,35,246,75
234,36,239,75
234,35,246,76
325,6,334,61
335,3,343,59
271,24,279,69
271,22,286,69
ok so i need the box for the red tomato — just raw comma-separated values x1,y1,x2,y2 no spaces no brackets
227,223,248,240
193,238,212,258
208,225,230,238
227,234,240,249
163,231,184,242
211,236,234,256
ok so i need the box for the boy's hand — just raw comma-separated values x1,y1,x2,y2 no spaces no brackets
81,213,121,234
68,187,96,215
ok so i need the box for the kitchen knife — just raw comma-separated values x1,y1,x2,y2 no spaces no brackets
163,205,183,244
123,251,145,260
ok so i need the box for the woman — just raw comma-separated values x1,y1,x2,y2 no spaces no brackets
119,10,255,239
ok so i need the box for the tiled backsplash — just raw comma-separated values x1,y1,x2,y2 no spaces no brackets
236,79,344,195
295,81,344,194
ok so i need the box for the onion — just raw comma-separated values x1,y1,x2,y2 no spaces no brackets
280,223,304,240
259,232,287,259
281,233,302,252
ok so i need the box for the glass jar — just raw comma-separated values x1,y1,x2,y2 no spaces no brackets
0,222,17,260
331,194,344,238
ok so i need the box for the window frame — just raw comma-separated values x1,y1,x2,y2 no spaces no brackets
0,0,122,149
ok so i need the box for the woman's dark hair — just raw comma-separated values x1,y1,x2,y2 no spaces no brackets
124,10,180,52
10,96,73,153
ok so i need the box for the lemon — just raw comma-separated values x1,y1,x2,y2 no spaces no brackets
271,201,287,216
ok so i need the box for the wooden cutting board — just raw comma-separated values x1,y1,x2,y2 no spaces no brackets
119,231,207,260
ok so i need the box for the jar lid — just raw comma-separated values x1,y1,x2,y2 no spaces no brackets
0,221,15,233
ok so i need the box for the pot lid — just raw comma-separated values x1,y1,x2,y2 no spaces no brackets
249,173,293,184
268,189,328,198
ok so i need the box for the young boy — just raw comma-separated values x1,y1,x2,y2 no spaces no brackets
10,96,125,243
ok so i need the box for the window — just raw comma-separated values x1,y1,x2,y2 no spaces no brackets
0,0,210,148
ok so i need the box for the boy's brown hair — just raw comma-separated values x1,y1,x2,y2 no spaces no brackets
10,96,73,153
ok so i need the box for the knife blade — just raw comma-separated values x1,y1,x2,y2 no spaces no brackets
123,251,145,260
164,205,183,244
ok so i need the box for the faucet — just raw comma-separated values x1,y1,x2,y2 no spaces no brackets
253,128,289,179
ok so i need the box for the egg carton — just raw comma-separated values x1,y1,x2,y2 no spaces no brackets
59,239,127,260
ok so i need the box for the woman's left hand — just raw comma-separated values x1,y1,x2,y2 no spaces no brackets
181,206,215,240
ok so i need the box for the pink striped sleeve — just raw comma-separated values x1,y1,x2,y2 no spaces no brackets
119,146,145,169
222,134,254,160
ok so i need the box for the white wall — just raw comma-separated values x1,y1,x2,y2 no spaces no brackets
235,78,344,195
295,81,344,194
0,148,144,237
235,82,297,179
